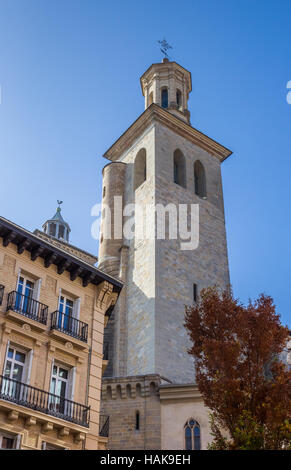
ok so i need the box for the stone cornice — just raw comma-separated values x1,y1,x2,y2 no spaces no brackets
159,383,202,401
140,61,192,94
103,104,232,163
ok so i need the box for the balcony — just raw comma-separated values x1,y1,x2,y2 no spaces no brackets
0,375,90,427
99,415,109,437
50,310,88,343
0,284,4,306
6,291,48,327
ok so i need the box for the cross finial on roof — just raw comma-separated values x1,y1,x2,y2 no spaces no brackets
158,38,173,59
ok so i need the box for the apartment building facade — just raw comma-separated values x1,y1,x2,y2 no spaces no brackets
0,212,122,449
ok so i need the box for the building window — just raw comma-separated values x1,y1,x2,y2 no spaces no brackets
135,411,140,431
17,275,34,299
194,160,206,198
193,283,198,303
173,149,186,188
134,148,147,190
49,363,69,414
49,223,56,237
2,346,31,401
103,186,106,198
176,89,182,107
4,347,26,383
42,441,66,450
58,225,65,240
161,88,168,108
58,294,74,331
0,432,20,449
184,419,201,450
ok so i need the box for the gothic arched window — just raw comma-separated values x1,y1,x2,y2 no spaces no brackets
134,148,147,190
161,88,168,108
184,419,201,450
173,149,186,188
176,89,182,108
194,160,206,198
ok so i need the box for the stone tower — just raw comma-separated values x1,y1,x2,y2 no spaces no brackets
99,59,232,384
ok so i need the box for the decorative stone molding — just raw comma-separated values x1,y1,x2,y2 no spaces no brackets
7,410,19,422
25,416,37,428
74,432,86,443
22,323,31,332
2,324,11,335
42,422,53,433
58,427,70,438
96,281,117,313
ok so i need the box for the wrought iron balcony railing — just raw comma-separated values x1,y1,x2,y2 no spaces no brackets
7,291,48,325
0,285,4,306
99,415,109,437
0,375,90,427
50,311,88,343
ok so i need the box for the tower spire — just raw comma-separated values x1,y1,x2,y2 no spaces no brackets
42,201,71,242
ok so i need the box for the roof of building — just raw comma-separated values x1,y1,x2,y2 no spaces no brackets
0,216,123,292
43,206,71,231
33,229,98,266
103,103,232,163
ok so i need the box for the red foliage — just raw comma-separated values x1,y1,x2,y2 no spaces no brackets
184,287,291,449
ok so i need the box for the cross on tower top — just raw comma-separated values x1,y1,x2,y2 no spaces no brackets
157,38,173,60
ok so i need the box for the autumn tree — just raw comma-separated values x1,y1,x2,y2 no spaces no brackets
184,287,291,450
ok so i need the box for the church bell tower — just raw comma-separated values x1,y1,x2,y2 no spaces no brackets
99,58,232,384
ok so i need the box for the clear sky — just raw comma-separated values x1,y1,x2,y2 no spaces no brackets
0,0,290,325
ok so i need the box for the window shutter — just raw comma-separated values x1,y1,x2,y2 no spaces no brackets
58,288,62,310
16,269,21,291
49,359,55,394
73,298,81,320
68,367,76,401
24,349,33,384
33,278,42,301
2,340,10,375
14,434,21,449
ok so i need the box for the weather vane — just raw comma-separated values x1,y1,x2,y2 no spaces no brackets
158,38,173,59
57,200,63,208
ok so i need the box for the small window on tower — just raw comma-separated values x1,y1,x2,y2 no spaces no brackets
176,89,182,107
58,225,65,239
161,88,168,108
173,149,186,188
134,148,147,190
103,186,106,198
135,411,140,431
49,223,56,237
193,283,198,303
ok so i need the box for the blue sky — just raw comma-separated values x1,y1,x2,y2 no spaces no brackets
0,0,290,325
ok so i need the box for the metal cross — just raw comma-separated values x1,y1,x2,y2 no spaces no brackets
158,38,173,59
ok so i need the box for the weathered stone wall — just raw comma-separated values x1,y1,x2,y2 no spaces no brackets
154,123,230,383
101,375,161,450
101,118,230,384
160,384,212,450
